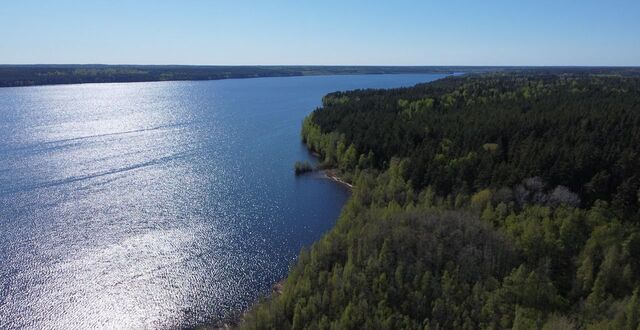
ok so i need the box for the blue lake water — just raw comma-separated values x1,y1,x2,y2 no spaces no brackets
0,74,446,329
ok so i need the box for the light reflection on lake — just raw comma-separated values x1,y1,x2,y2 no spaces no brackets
0,74,446,328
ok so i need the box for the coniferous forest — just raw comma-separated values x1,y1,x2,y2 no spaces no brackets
241,70,640,329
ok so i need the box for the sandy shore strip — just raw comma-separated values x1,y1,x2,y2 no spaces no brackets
321,169,353,190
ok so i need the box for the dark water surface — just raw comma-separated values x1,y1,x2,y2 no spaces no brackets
0,74,445,329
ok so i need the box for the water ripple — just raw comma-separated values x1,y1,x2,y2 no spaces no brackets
0,74,444,328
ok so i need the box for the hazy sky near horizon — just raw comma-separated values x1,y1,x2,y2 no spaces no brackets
2,0,639,66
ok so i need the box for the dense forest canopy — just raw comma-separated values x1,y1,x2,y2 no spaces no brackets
241,70,640,329
0,65,479,87
306,71,640,218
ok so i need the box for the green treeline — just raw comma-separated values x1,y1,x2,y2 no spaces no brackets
0,65,472,87
241,71,640,329
4,65,639,88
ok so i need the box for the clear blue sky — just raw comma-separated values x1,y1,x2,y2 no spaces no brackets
2,0,639,66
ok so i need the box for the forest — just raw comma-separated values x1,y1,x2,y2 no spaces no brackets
240,70,640,329
0,65,478,87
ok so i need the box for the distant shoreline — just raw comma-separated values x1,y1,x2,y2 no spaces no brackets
3,65,637,88
0,64,476,88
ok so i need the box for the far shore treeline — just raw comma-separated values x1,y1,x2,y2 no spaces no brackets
0,65,467,87
2,65,639,88
241,69,640,329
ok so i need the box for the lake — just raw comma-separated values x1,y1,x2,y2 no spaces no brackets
0,74,446,328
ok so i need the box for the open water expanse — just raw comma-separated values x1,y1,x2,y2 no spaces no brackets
0,73,446,328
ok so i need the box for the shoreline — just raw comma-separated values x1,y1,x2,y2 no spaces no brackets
215,280,286,329
0,65,463,88
321,169,353,190
229,169,351,328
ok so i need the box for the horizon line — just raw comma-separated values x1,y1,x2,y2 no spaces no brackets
1,63,640,68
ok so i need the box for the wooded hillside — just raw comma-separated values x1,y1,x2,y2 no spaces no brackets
242,70,640,329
